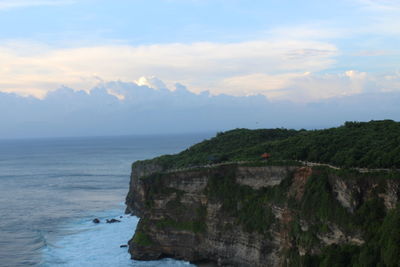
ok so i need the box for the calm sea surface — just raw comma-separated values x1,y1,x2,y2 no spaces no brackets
0,134,212,267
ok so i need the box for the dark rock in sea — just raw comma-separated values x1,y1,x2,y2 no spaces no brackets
106,218,121,223
120,216,123,218
124,207,131,214
92,218,100,224
120,244,128,248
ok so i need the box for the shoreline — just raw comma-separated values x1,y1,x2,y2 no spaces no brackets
41,206,194,266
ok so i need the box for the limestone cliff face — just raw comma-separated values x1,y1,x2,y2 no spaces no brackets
125,162,400,266
125,161,164,217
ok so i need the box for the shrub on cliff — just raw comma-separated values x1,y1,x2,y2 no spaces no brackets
146,120,400,169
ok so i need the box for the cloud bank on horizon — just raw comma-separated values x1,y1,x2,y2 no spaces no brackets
1,79,399,138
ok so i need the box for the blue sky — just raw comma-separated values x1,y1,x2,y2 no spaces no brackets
0,0,399,102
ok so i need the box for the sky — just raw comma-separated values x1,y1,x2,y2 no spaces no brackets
0,0,399,137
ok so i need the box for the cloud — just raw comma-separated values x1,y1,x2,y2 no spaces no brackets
1,79,400,138
135,76,167,90
0,38,337,101
217,70,400,102
1,38,399,102
0,18,398,103
218,73,304,98
0,0,75,10
279,71,368,102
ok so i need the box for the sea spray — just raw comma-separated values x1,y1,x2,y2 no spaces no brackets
42,208,194,266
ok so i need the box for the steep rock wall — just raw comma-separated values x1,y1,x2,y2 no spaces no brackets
125,162,400,266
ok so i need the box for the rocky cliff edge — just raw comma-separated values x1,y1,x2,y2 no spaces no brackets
125,161,400,266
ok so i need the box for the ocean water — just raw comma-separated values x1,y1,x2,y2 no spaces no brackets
0,134,212,267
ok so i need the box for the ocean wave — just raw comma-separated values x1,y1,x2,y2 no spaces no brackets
41,209,194,267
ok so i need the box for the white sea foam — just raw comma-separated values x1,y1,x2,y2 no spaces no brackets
42,209,194,267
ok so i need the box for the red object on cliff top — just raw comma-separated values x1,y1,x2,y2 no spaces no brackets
261,153,271,159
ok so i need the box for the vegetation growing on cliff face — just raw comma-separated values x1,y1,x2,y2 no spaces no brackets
132,231,153,246
156,207,207,233
138,120,400,169
133,162,400,266
204,164,296,234
286,167,400,267
291,205,400,267
295,167,353,230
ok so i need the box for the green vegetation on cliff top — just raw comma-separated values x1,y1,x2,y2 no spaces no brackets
141,120,400,169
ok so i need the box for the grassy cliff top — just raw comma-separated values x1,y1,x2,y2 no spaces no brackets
137,120,400,169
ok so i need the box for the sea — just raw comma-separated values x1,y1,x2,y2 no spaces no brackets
0,133,213,267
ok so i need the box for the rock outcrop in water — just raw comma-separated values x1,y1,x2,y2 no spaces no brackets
125,160,400,266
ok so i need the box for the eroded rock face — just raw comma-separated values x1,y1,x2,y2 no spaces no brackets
125,161,164,216
126,164,286,266
331,178,359,212
381,180,400,210
125,163,400,266
288,167,312,201
236,166,297,190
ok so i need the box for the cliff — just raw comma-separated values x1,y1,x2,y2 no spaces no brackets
125,161,400,266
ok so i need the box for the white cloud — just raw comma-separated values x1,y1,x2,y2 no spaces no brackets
285,71,367,101
218,73,305,97
217,70,400,102
0,39,337,100
135,76,167,90
1,38,399,102
274,70,400,102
